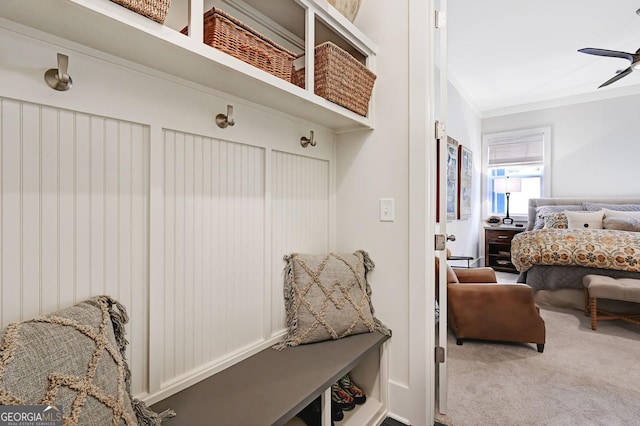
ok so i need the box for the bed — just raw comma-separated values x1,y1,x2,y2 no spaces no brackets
512,197,640,309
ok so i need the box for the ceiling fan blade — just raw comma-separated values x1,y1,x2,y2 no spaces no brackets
579,48,634,62
598,67,633,88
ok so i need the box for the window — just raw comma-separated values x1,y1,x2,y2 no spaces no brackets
483,127,551,219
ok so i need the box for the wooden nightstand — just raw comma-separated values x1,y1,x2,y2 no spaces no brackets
484,227,524,273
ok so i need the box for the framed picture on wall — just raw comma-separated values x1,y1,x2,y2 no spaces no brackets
457,145,472,220
446,137,459,222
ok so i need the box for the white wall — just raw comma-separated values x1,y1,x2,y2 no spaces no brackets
482,94,640,197
337,1,412,420
444,81,483,260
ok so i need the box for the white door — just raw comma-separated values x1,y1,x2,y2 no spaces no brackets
409,0,448,423
435,0,449,416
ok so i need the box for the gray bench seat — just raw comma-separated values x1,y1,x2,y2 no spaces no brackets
151,331,389,425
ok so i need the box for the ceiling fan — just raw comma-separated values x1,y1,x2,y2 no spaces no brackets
578,47,640,88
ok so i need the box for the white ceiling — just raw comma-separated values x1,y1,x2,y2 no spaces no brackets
448,0,640,116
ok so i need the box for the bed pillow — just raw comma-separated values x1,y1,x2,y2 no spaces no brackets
543,212,569,229
0,296,174,425
602,208,640,219
583,203,640,212
603,217,640,232
564,210,604,229
275,250,390,349
533,205,582,230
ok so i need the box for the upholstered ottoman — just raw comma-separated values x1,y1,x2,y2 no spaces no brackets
583,275,640,330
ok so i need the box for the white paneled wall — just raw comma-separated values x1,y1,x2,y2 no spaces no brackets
271,151,331,332
0,97,334,398
157,135,332,389
161,130,266,385
0,98,149,394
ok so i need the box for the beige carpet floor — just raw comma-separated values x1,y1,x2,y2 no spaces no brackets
435,306,640,426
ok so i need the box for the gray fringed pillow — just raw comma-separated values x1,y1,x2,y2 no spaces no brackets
275,250,390,349
0,296,175,425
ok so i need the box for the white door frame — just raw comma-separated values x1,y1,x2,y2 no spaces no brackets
408,0,439,424
436,0,449,415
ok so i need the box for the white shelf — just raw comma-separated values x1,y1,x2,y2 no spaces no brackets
282,398,385,426
0,0,376,132
342,398,386,425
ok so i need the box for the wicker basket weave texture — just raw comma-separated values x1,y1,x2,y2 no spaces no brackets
292,42,376,116
110,0,171,24
183,8,297,82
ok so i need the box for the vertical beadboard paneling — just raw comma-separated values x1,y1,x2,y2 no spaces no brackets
1,96,332,396
1,99,21,325
200,137,213,366
183,134,195,371
117,121,134,363
104,119,121,304
75,113,91,303
21,103,40,320
130,123,150,395
192,135,204,368
161,130,266,385
0,97,149,395
163,130,177,381
90,116,106,297
58,110,75,305
173,130,186,376
270,151,331,334
40,106,60,316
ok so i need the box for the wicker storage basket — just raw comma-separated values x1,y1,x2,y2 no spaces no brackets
182,8,297,82
292,42,376,116
110,0,171,24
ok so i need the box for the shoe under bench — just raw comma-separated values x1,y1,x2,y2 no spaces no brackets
151,331,390,425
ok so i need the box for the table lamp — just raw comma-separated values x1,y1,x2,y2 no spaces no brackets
494,176,521,225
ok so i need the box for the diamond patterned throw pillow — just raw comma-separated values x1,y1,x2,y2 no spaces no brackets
275,250,390,349
0,296,174,425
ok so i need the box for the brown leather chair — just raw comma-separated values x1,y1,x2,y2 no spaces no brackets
436,257,546,353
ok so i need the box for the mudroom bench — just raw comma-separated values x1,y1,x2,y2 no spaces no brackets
151,331,390,426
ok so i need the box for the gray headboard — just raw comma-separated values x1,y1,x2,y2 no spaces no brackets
527,197,640,231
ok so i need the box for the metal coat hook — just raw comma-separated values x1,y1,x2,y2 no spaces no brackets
45,53,73,91
215,105,235,128
300,130,317,148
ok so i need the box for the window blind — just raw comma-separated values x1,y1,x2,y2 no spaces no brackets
487,132,544,167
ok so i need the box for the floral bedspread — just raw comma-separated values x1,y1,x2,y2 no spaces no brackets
511,229,640,273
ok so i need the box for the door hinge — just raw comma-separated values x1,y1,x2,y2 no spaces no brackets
435,120,446,140
435,10,447,29
435,346,445,363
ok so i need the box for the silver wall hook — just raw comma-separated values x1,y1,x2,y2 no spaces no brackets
215,105,235,128
300,130,317,148
45,53,73,91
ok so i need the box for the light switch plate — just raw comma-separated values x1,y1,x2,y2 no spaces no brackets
380,198,395,222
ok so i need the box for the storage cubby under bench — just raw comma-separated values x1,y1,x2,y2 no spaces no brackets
151,331,390,425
